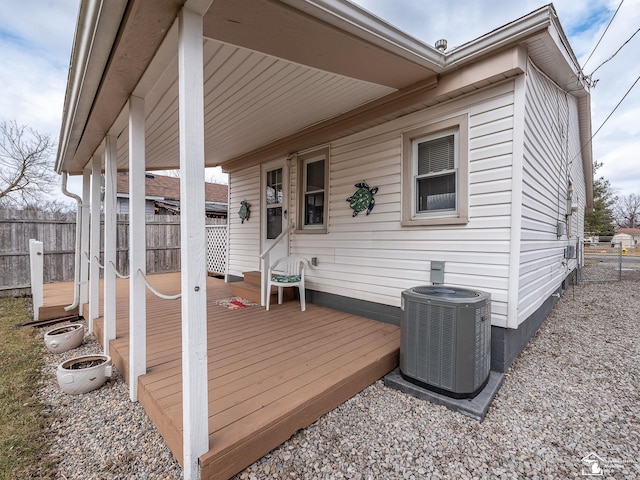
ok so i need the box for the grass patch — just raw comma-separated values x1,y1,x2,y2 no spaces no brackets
0,297,56,479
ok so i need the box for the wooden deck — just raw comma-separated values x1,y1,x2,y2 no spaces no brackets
45,272,400,480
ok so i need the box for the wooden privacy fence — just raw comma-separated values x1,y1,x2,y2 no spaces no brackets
0,210,227,297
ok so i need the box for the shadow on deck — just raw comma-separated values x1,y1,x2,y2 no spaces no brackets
44,272,400,480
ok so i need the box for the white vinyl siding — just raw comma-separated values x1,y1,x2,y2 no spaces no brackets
567,95,586,242
116,198,156,215
228,165,261,277
517,60,586,323
228,73,586,330
292,82,516,327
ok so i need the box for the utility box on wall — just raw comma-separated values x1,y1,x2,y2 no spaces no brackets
430,261,445,284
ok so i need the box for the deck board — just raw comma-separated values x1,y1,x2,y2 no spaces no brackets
47,272,400,480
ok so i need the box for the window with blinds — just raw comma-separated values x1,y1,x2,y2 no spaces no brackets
414,131,457,213
401,114,468,226
297,146,329,232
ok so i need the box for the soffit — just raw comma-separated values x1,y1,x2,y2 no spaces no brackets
523,34,584,94
63,0,185,174
63,0,439,174
203,0,438,90
114,38,397,171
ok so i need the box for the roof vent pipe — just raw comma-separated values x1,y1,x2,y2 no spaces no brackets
435,39,447,52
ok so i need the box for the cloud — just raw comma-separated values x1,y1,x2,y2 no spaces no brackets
0,1,79,64
0,0,78,136
0,40,67,133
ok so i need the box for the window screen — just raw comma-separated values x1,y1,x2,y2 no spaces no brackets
303,158,325,227
415,133,456,213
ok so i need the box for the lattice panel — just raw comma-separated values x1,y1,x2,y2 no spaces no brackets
206,225,228,276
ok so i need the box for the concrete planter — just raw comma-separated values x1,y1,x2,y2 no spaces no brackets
56,354,113,395
44,324,84,353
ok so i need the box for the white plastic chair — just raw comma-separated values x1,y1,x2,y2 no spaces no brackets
266,256,308,311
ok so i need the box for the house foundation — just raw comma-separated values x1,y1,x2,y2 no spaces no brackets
307,268,577,373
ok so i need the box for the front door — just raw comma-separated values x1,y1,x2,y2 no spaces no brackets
261,159,288,266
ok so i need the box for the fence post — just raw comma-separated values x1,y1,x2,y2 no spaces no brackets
617,241,622,281
29,239,44,321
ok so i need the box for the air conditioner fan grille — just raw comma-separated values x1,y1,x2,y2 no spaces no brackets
411,286,481,299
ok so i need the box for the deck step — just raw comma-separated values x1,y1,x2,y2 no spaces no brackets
230,281,262,303
242,270,261,286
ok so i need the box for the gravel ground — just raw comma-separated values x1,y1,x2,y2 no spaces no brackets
37,333,182,479
36,264,640,479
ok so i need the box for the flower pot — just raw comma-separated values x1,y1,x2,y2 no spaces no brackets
44,323,85,353
56,354,113,395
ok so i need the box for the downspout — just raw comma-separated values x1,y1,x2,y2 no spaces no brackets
61,172,82,311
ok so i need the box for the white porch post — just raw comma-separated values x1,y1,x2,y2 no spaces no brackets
178,7,209,478
89,155,102,332
128,95,147,402
79,170,91,312
28,239,43,321
103,135,118,355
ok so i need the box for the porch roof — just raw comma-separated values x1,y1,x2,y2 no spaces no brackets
55,1,592,206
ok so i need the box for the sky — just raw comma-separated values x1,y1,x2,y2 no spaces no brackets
0,0,638,201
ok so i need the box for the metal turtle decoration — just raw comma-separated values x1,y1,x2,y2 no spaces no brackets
346,181,378,216
238,200,250,223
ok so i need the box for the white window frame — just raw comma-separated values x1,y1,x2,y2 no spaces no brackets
297,146,329,233
413,129,458,215
402,115,469,226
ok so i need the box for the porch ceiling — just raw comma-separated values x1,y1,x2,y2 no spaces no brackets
61,0,442,175
115,37,397,171
58,0,591,188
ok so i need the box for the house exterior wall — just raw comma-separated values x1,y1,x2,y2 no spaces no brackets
517,60,586,325
116,197,156,215
293,82,517,328
568,94,586,244
227,64,587,335
228,165,261,276
229,81,517,327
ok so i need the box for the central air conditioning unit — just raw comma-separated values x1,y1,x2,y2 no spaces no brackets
400,286,491,399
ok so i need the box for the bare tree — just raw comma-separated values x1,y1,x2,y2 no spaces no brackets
21,199,75,216
613,193,640,229
0,120,57,207
157,167,229,185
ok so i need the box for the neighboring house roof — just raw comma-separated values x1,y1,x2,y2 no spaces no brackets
54,1,592,209
615,228,640,236
155,199,228,216
116,172,227,203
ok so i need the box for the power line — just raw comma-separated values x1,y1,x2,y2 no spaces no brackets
582,0,624,70
590,27,640,75
592,74,640,139
571,73,640,165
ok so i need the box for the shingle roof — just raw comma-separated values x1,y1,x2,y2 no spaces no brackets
116,173,227,203
616,228,640,236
